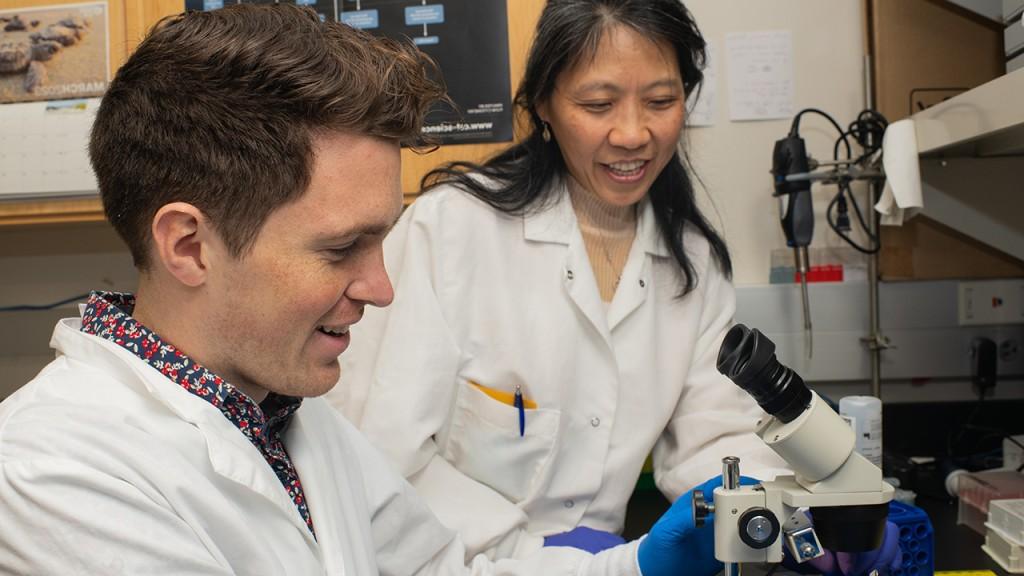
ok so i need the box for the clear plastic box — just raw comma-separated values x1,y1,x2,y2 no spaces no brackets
991,499,1024,543
983,523,1024,573
957,470,1024,535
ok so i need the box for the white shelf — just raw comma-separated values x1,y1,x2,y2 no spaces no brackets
909,69,1024,262
914,68,1024,157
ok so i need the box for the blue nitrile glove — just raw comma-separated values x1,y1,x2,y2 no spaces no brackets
637,475,760,576
803,520,901,576
543,526,627,553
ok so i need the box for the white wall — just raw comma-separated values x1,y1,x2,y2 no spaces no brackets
684,0,869,285
0,224,136,398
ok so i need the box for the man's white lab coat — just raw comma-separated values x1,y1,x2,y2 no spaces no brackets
328,183,788,559
0,317,641,575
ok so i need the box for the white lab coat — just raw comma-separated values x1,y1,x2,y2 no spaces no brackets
328,182,789,560
0,317,643,575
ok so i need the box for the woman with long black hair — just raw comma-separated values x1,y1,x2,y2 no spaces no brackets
329,2,896,574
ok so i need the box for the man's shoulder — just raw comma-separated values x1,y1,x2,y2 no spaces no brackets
1,354,108,419
0,356,171,464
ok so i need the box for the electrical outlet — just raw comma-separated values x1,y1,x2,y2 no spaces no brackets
958,280,1024,326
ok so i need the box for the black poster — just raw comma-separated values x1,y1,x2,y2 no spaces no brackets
339,0,513,145
186,1,337,23
186,0,514,146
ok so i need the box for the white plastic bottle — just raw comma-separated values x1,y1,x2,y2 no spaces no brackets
839,395,883,469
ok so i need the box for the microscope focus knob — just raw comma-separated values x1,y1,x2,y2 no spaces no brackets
692,490,714,527
738,507,780,549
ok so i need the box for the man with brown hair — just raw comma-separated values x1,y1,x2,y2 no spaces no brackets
0,4,739,576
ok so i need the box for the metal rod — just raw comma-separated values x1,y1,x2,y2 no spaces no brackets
864,54,883,399
784,168,885,184
722,458,742,576
721,454,741,576
795,247,813,359
864,54,874,121
723,456,741,490
868,181,882,398
809,158,861,167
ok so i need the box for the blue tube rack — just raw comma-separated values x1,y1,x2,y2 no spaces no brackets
889,500,934,576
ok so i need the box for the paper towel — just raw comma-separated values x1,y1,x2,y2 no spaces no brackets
875,118,923,226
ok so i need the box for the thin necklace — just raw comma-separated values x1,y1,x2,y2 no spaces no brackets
593,205,636,290
566,178,637,300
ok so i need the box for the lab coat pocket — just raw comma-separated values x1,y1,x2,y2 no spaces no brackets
443,381,560,503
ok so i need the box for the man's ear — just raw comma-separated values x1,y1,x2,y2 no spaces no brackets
150,202,218,287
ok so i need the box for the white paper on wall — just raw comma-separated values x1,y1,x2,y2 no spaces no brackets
726,30,794,122
687,42,717,127
0,98,100,200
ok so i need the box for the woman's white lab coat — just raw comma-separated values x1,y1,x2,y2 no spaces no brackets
328,182,788,560
0,317,641,575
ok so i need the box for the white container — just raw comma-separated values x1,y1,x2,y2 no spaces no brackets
1006,0,1024,24
1010,51,1024,72
1006,436,1024,471
1007,18,1024,56
839,396,882,469
991,499,1024,544
984,522,1024,573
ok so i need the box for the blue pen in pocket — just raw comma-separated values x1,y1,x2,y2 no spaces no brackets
514,385,525,437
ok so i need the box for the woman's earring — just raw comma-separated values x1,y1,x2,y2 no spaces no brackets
541,121,552,143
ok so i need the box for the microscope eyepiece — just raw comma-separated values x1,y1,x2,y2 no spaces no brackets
717,324,812,423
